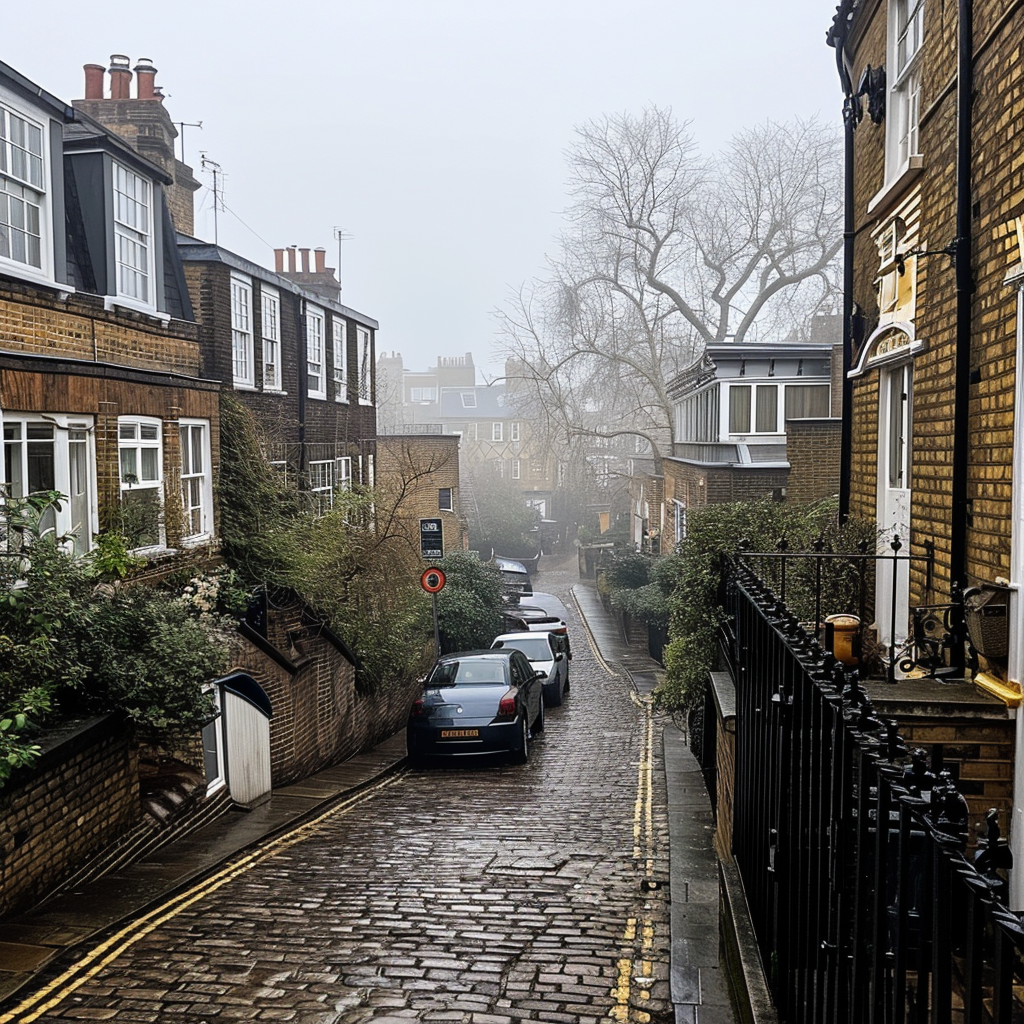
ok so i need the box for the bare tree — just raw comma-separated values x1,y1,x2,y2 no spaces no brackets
498,108,843,463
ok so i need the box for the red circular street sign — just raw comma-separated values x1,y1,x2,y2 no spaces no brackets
421,568,446,593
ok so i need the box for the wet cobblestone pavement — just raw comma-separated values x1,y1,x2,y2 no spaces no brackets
24,559,673,1023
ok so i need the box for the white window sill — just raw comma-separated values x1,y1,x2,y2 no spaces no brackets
263,387,287,395
1005,263,1024,286
104,296,170,323
233,383,258,392
359,399,373,407
180,533,214,548
308,392,328,401
0,260,74,297
335,394,349,404
867,156,925,218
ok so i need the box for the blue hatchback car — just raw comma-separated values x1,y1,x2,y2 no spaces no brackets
406,649,545,765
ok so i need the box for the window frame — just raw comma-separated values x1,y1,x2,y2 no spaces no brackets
492,422,504,442
306,305,326,400
2,413,96,553
260,284,281,391
117,415,164,551
886,0,925,181
510,421,521,442
231,273,255,387
179,418,213,543
333,317,348,402
438,487,454,512
0,94,50,282
112,160,154,309
356,325,372,405
308,458,334,511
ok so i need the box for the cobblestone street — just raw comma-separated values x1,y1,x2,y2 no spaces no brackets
24,562,674,1024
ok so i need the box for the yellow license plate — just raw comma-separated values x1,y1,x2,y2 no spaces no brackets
440,729,480,739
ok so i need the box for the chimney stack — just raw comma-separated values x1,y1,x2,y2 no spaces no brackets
83,64,105,100
314,247,326,273
274,249,285,273
108,55,131,100
133,58,157,99
299,247,311,273
287,247,297,272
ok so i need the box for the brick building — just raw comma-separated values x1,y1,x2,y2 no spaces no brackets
828,0,1024,892
656,337,840,547
0,59,219,560
376,434,466,556
73,57,379,506
376,350,476,434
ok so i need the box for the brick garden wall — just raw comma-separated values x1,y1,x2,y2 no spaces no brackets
230,598,423,786
785,418,842,505
0,716,139,917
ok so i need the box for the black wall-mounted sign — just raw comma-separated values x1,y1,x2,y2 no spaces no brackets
420,518,444,559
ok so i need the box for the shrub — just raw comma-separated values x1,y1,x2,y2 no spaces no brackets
435,552,506,654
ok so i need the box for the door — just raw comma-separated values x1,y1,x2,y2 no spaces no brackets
876,362,912,652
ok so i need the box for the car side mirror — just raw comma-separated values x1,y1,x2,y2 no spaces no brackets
534,670,546,680
554,652,564,662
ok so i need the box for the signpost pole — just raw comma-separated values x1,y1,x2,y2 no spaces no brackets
433,592,440,656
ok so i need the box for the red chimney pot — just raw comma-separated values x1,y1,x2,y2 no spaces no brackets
299,248,311,273
274,249,285,273
133,59,157,100
108,55,132,100
314,248,326,273
83,64,105,100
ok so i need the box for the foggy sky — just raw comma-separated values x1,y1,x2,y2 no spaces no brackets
4,1,842,378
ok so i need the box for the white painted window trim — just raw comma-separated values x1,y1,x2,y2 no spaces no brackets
492,422,504,442
112,160,155,310
510,421,521,441
0,411,97,553
230,274,255,387
356,326,372,405
0,89,53,283
179,418,213,544
333,317,348,402
308,458,334,510
307,306,326,399
117,415,165,552
260,284,281,391
885,0,924,183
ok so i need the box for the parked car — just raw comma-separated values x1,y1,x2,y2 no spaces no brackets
491,631,569,707
406,649,545,765
494,557,533,597
520,591,569,622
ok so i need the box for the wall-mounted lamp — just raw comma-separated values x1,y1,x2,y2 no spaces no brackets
895,240,959,275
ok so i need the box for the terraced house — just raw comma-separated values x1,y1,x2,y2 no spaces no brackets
0,59,219,561
827,0,1024,893
74,59,379,507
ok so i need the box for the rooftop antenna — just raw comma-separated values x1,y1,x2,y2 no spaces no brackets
174,120,202,165
200,153,222,244
334,226,353,298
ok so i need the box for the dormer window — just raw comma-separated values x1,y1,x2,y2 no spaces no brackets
113,162,152,304
0,100,46,272
461,392,477,408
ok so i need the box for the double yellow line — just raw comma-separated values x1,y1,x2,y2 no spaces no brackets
0,772,405,1024
609,690,659,1023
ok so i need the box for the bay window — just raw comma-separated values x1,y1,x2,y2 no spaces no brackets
2,415,95,553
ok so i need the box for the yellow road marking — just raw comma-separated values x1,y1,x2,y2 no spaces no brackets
569,589,618,677
0,772,406,1024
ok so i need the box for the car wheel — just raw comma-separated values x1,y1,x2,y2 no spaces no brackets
512,716,529,764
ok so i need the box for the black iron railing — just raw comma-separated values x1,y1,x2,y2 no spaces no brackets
735,536,975,683
723,561,1022,1023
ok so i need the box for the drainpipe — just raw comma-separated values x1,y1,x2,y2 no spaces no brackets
950,0,973,594
828,7,857,522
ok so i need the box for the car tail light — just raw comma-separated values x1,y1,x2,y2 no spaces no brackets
410,699,426,716
497,694,517,718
